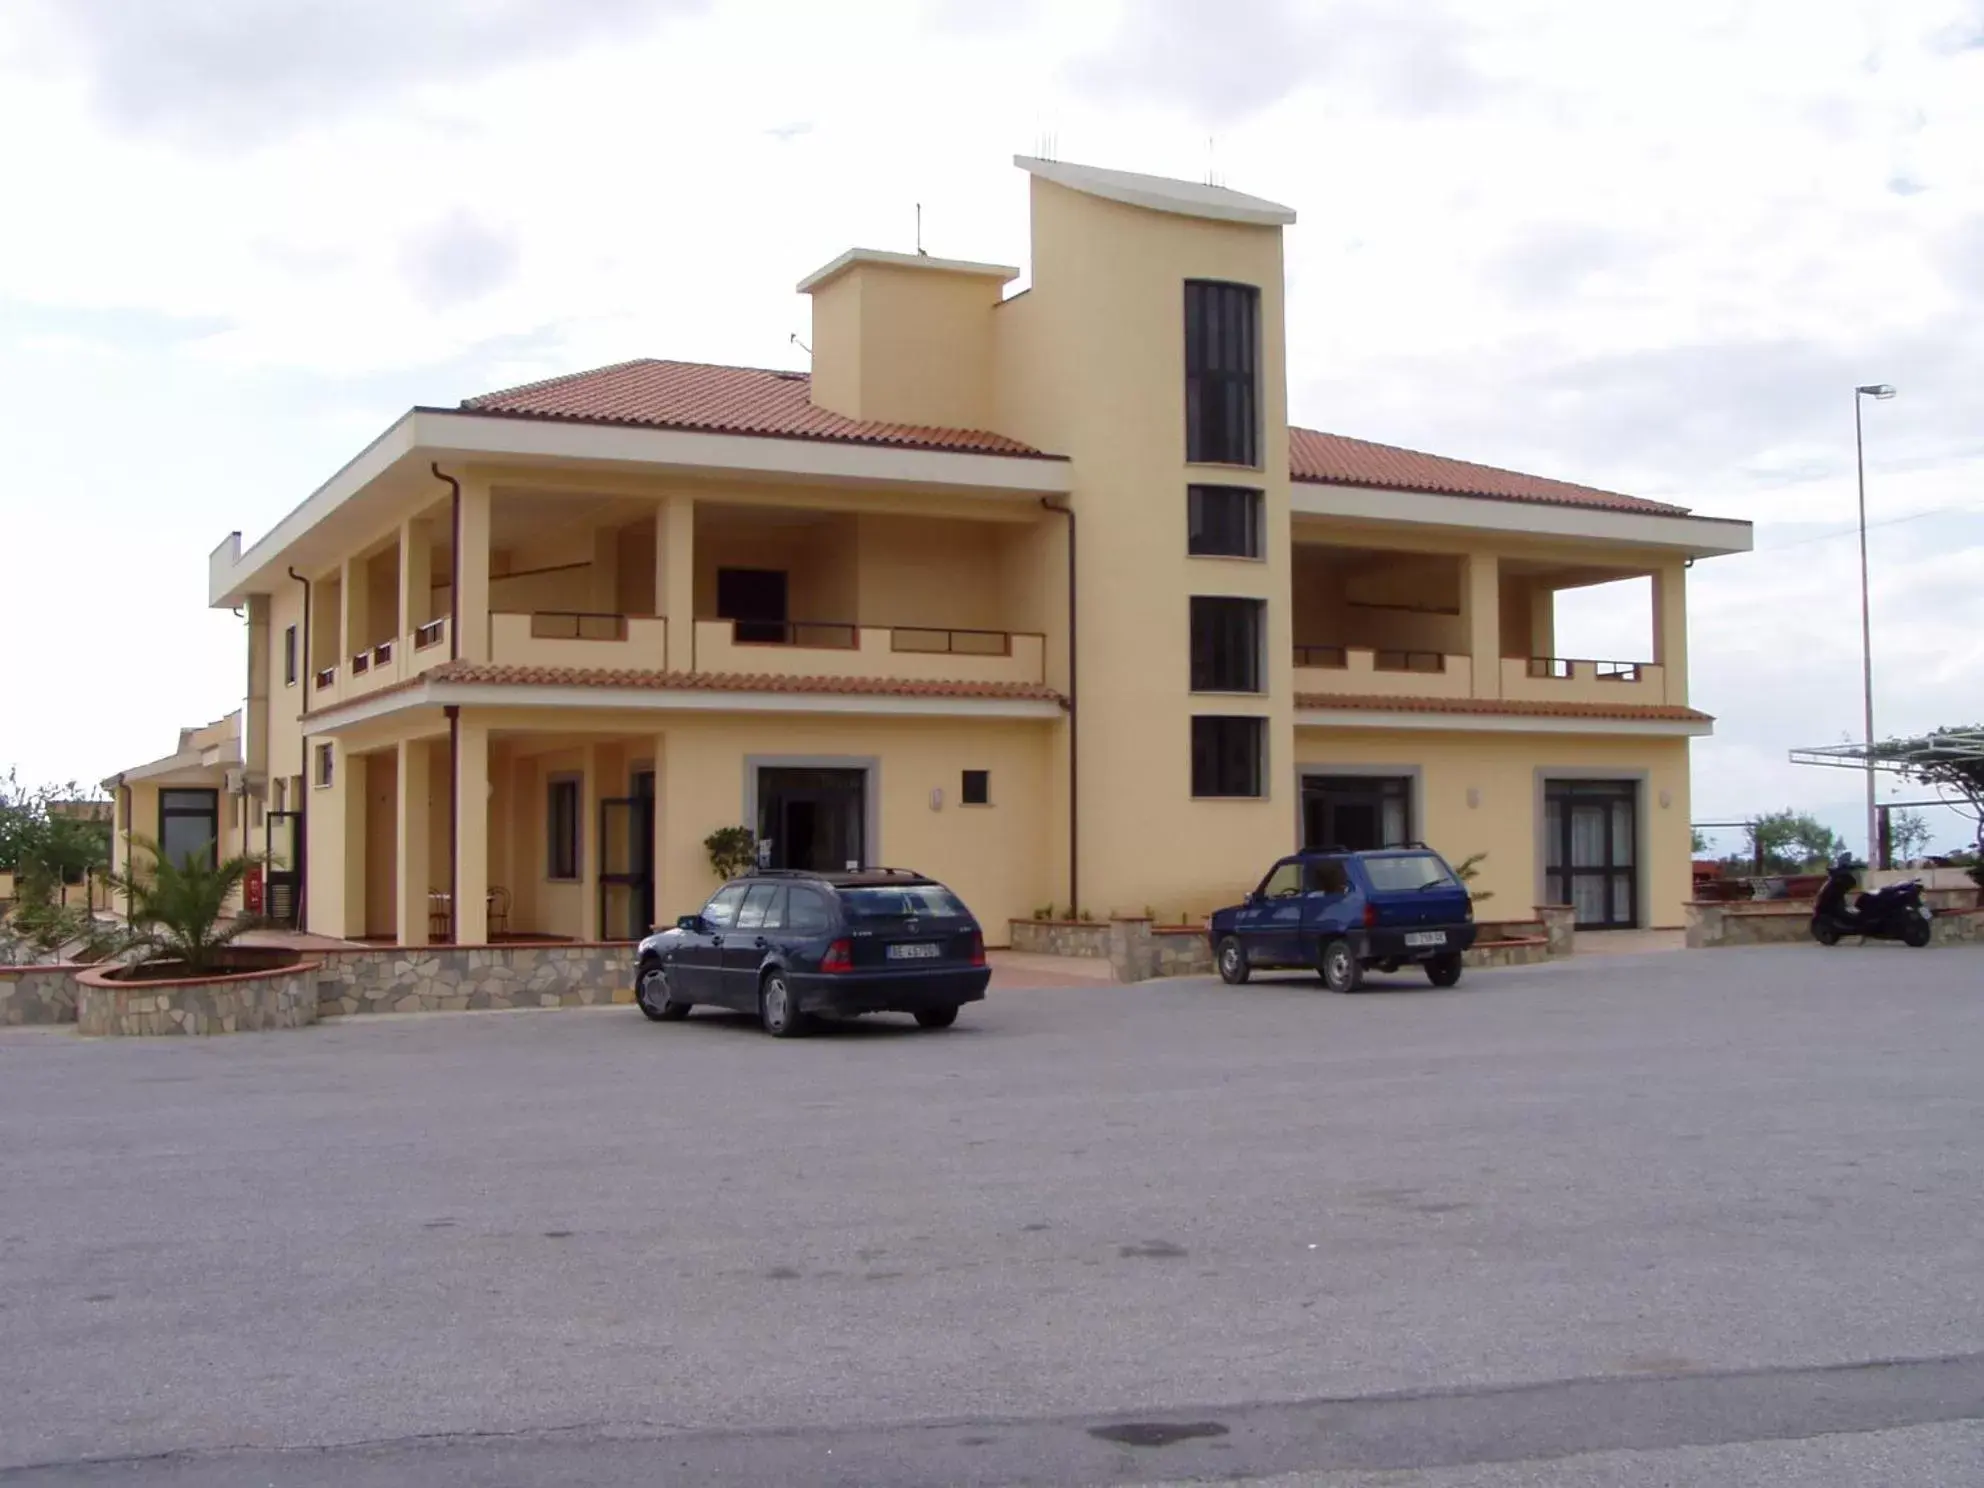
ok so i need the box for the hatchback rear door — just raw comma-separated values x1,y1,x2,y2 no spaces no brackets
835,882,978,969
1357,852,1472,938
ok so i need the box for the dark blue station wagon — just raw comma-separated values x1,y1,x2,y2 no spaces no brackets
1207,846,1478,992
634,869,990,1037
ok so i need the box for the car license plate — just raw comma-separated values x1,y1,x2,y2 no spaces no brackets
1404,931,1446,948
887,943,941,960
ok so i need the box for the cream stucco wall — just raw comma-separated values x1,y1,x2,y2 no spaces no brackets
989,175,1292,916
1293,727,1695,929
807,259,1005,430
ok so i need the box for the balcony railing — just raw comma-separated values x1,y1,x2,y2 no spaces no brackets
1293,644,1472,699
489,611,667,668
530,611,628,642
314,665,337,690
1504,656,1666,703
696,620,1046,685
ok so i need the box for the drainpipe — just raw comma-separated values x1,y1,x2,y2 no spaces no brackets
113,776,132,924
432,464,462,661
446,705,460,944
287,566,312,933
1040,496,1077,912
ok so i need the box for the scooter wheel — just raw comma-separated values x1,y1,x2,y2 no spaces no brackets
1810,917,1841,947
1902,917,1932,948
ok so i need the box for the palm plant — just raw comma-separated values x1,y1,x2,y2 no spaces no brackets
109,835,260,976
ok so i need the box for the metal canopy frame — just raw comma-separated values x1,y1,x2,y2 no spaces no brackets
1788,730,1984,774
1789,730,1984,850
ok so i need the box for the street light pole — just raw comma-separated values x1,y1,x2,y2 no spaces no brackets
1854,383,1896,867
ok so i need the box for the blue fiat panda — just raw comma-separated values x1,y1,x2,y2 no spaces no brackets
1207,846,1478,992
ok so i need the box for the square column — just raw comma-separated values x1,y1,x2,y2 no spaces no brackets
579,742,603,940
396,736,431,946
310,571,342,674
657,495,696,672
1653,561,1688,705
456,475,492,662
338,750,368,939
1464,551,1501,698
340,555,370,669
399,518,432,638
454,716,489,944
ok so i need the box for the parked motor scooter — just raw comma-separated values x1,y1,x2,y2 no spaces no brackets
1810,854,1933,947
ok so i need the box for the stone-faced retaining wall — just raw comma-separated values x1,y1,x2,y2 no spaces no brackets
1686,900,1984,949
313,943,636,1016
1008,920,1113,959
76,961,321,1036
0,965,83,1025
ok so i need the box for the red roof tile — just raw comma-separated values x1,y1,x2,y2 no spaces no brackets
459,359,1685,516
307,662,1064,715
1293,692,1712,723
1289,427,1684,515
461,359,1049,459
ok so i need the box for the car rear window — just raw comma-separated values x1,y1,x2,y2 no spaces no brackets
835,884,968,921
1360,853,1460,893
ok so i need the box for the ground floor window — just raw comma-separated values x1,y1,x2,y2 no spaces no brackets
1302,774,1411,851
1544,778,1638,929
158,788,219,869
546,777,581,881
1191,717,1265,798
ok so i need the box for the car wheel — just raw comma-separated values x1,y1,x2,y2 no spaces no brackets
1902,915,1932,948
1424,952,1463,989
1216,937,1251,985
1318,938,1362,994
636,961,690,1022
759,970,809,1038
914,1005,960,1029
1810,917,1841,947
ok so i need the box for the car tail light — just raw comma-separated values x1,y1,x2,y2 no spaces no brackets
1362,902,1380,929
821,938,853,974
967,931,986,968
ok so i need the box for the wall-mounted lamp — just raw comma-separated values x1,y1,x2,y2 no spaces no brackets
1466,787,1480,809
930,788,944,812
1659,789,1672,809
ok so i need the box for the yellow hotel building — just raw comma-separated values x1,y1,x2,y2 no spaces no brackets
202,156,1751,947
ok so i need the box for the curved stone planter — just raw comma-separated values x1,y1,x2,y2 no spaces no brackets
76,959,321,1036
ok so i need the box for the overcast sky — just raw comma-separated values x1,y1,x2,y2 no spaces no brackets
2,0,1979,851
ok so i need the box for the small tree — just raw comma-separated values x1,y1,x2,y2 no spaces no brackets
1,864,104,963
0,771,110,883
1690,827,1711,854
703,826,758,881
1889,810,1933,864
1742,811,1844,875
109,836,259,976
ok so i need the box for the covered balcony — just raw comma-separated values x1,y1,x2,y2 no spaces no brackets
1291,539,1687,708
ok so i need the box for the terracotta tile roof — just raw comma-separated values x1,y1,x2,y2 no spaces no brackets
460,359,1051,459
1293,692,1712,723
459,359,1687,515
1289,426,1685,515
308,662,1064,715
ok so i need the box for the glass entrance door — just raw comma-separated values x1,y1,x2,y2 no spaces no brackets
757,768,865,872
1302,775,1411,852
1544,779,1638,928
598,771,655,941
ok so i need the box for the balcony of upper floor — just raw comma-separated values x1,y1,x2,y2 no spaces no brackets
1289,538,1688,713
295,484,1059,715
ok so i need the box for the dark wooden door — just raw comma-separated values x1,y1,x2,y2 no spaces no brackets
716,568,789,643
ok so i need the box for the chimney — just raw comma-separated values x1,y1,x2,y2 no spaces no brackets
796,249,1016,431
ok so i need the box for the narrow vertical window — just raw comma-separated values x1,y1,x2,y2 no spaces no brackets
1190,597,1266,693
546,777,581,881
1184,281,1260,467
283,625,298,686
1191,717,1265,798
1187,486,1264,558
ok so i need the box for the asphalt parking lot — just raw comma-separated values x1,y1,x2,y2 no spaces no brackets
4,945,1984,1485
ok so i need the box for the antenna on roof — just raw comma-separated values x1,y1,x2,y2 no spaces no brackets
789,332,811,356
1206,134,1222,188
916,202,926,256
